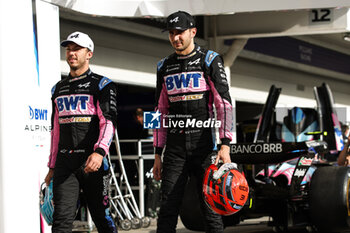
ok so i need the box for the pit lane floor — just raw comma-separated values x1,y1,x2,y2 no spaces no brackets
74,216,311,233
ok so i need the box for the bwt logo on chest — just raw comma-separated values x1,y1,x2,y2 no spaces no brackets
165,72,203,90
56,95,90,112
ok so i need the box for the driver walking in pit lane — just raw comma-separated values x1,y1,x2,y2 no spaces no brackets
45,31,118,233
152,11,234,233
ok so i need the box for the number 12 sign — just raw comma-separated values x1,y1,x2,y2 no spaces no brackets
310,9,333,25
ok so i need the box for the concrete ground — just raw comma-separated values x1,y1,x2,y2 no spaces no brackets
74,216,271,233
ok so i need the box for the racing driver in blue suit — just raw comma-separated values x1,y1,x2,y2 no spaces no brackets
45,31,118,233
152,11,234,233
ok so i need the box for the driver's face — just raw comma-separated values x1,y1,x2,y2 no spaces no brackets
65,43,92,70
168,28,196,54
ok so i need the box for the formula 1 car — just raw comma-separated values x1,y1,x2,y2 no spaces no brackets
180,83,350,232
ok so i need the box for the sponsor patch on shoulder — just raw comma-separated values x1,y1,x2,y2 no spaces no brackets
51,84,57,96
99,77,112,90
205,50,219,67
157,57,167,71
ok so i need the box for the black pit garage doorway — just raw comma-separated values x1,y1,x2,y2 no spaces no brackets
116,83,155,140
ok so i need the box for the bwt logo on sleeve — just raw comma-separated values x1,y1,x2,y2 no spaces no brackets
143,111,161,129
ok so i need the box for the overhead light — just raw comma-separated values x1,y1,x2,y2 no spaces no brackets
343,33,350,42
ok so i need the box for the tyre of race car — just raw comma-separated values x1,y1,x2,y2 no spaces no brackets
310,166,350,232
179,175,205,231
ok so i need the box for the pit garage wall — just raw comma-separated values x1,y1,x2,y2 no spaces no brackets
227,38,350,122
59,18,172,87
35,2,61,233
0,1,60,233
59,18,350,123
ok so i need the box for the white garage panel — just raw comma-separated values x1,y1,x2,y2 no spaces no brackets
0,1,60,232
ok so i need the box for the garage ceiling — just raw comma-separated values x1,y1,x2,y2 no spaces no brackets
44,0,350,17
57,6,350,56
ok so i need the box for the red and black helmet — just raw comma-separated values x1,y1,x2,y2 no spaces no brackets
203,163,249,216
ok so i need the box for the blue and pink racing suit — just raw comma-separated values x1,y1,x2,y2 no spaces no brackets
48,69,118,233
154,44,234,233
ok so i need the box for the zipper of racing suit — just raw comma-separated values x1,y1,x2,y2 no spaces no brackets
183,58,192,154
